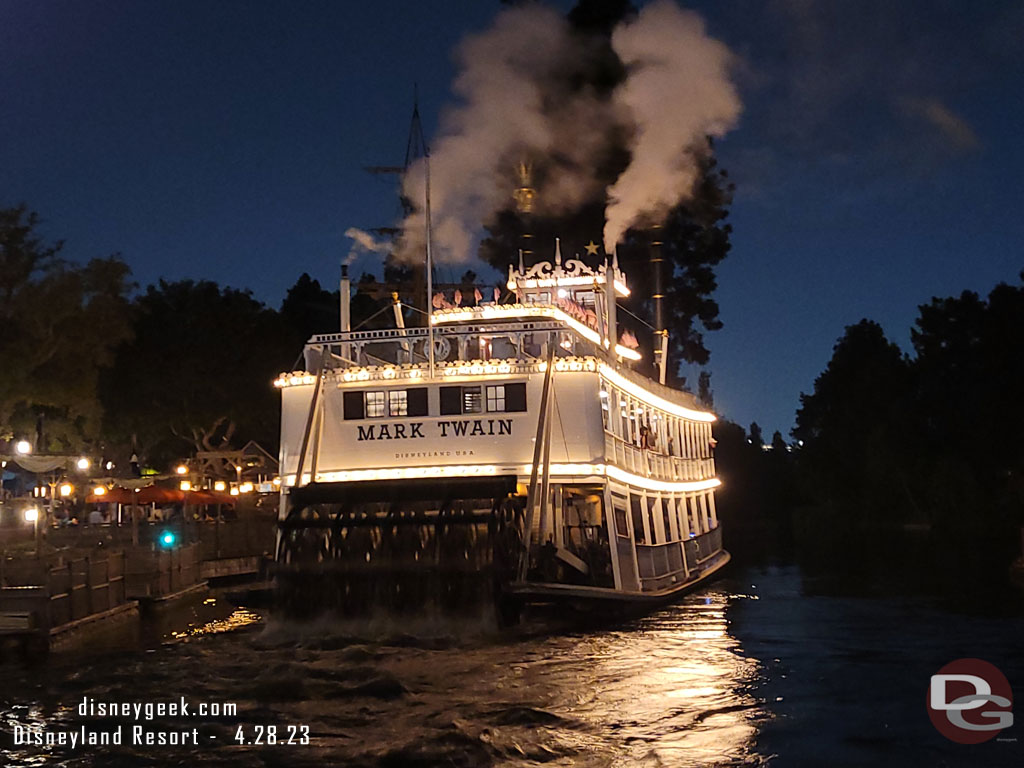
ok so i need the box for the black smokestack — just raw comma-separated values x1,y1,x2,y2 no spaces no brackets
650,225,666,378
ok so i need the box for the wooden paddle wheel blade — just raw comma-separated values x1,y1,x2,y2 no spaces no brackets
273,481,525,623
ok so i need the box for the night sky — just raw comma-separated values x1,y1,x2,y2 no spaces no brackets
2,0,1022,437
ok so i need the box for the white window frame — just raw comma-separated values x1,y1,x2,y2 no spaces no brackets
365,391,386,418
485,384,506,412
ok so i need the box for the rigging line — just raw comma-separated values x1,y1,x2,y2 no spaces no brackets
550,386,572,464
352,301,396,331
616,302,656,331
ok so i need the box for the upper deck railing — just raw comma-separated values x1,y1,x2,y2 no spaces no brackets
605,432,715,482
301,305,631,373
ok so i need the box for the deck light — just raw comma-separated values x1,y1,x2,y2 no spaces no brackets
159,531,176,548
59,483,73,497
175,464,188,475
214,480,226,492
93,486,107,496
76,457,90,471
24,507,39,523
179,480,192,491
15,440,31,455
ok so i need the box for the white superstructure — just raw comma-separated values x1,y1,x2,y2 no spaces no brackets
274,241,727,612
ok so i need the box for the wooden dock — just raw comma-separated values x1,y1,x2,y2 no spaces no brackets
0,551,138,657
0,516,276,656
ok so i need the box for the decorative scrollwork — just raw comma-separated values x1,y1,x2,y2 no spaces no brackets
421,336,451,360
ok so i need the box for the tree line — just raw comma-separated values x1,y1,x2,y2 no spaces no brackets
0,204,362,470
712,273,1024,594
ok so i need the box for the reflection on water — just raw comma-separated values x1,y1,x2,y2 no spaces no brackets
1,566,1021,766
166,604,262,641
539,593,763,766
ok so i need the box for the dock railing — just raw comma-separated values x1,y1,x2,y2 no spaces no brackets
124,543,200,599
0,551,129,632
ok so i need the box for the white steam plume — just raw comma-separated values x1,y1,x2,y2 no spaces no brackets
395,1,740,264
399,5,579,263
603,1,740,252
344,226,389,265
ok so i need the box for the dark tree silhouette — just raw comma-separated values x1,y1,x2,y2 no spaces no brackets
792,319,915,520
100,280,294,467
0,205,133,451
748,422,763,448
281,273,339,344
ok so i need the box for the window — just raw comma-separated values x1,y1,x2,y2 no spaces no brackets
440,386,461,415
647,496,664,543
630,494,646,544
614,507,629,538
463,386,482,413
388,390,407,417
344,387,428,420
662,499,674,543
365,391,386,418
486,385,505,412
407,387,428,417
440,385,482,414
442,383,525,415
504,382,527,412
343,391,364,420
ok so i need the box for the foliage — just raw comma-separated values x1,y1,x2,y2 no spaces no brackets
0,205,133,451
909,278,1024,527
99,279,295,467
794,279,1024,537
792,319,916,520
280,273,338,346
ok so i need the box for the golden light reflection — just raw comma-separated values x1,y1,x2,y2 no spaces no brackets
512,589,764,766
168,608,261,641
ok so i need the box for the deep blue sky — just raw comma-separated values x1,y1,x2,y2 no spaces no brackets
2,1,1022,437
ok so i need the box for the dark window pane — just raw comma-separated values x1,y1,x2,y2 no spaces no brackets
343,391,364,420
407,387,428,416
440,386,462,415
505,382,527,412
614,507,629,538
630,494,646,544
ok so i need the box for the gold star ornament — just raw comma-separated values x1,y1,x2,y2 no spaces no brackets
584,240,600,256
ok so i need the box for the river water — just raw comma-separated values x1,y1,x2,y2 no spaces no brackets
2,564,1022,766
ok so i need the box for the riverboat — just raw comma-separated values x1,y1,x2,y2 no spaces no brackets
273,241,729,623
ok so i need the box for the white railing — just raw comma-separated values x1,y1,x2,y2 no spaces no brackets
604,432,715,482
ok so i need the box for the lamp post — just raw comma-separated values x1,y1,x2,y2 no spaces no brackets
24,506,40,554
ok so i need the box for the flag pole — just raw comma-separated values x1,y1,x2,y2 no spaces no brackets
424,150,436,378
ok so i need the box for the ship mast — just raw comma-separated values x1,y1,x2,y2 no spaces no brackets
425,149,436,377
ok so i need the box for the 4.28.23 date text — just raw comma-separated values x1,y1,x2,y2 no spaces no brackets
234,725,310,745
